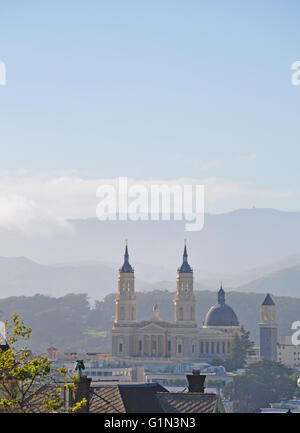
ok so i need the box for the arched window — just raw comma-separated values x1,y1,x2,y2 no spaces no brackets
168,341,171,352
138,340,142,352
119,343,123,353
179,307,184,321
178,343,182,354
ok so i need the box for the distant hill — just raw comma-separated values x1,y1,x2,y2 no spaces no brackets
202,253,300,289
0,256,211,299
0,208,300,277
0,251,300,299
237,263,300,297
0,256,147,299
0,290,298,354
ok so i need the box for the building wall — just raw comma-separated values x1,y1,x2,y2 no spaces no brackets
278,336,300,367
112,322,238,362
260,326,278,361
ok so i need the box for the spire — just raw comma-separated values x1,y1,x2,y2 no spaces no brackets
183,239,188,261
119,240,134,273
124,239,129,261
178,240,192,273
262,293,275,306
218,282,225,305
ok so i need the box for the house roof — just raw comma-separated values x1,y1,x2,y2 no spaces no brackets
89,384,222,413
90,383,166,413
0,384,58,413
90,385,126,413
3,379,222,414
156,392,218,413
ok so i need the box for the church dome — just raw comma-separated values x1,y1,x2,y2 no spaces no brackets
204,285,239,327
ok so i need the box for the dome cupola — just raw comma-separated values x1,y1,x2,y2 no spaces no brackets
204,284,239,327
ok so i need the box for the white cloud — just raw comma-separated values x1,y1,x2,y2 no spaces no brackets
0,193,72,236
0,172,297,235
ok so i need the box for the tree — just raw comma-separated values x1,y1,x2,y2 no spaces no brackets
212,327,254,372
225,333,247,371
211,355,227,367
206,379,226,396
0,313,87,413
240,325,255,356
223,360,297,412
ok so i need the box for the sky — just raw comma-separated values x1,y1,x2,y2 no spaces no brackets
0,0,300,231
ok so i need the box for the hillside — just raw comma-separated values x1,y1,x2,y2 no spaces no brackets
1,209,300,277
237,264,300,297
0,256,149,299
0,250,300,299
0,290,298,354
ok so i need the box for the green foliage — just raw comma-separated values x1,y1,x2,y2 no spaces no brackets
83,330,107,338
225,333,247,371
206,379,226,395
166,378,187,386
240,325,255,356
72,397,87,413
0,291,300,354
0,313,86,413
212,327,253,372
223,360,297,412
211,355,227,367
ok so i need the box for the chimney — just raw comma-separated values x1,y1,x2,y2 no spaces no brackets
186,369,206,393
74,375,92,413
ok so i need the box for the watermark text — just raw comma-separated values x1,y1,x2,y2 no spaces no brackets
291,61,300,86
96,177,204,231
0,61,6,86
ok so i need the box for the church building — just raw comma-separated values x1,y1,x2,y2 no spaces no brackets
112,242,240,363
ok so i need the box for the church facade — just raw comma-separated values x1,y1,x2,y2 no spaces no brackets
112,243,241,363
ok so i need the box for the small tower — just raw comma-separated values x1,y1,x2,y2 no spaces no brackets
218,283,225,305
152,304,162,321
114,241,136,324
174,241,196,325
259,294,278,361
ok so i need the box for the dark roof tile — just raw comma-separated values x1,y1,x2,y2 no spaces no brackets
156,392,219,413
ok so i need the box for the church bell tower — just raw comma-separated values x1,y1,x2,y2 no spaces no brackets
174,241,196,326
114,241,136,324
259,293,278,361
